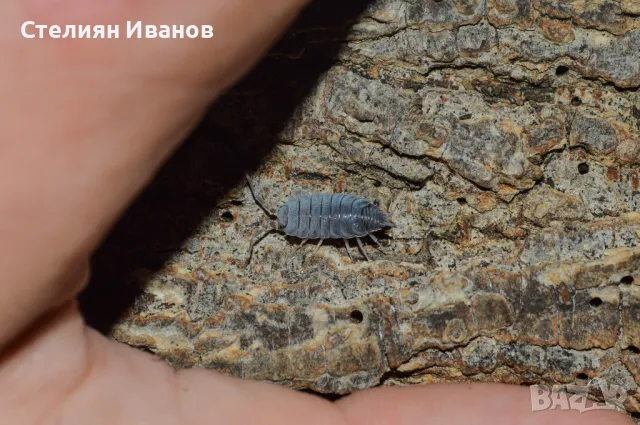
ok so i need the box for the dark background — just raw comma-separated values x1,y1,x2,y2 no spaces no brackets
79,0,375,334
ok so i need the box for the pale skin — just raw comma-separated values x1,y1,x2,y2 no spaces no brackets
0,1,633,424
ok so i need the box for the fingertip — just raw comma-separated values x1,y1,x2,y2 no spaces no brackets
337,383,634,425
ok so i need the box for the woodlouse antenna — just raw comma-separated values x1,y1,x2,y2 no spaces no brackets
245,172,277,219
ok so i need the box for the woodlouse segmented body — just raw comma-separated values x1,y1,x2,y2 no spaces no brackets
245,174,393,265
276,194,391,240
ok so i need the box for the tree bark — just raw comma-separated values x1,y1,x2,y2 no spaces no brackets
84,0,640,417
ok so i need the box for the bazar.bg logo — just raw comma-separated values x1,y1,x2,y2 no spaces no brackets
530,380,628,413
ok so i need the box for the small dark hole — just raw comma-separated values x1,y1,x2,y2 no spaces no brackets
577,163,589,175
621,276,634,285
628,345,640,354
231,200,244,206
571,96,582,106
221,211,234,221
631,412,640,419
350,310,364,323
555,65,569,76
576,373,589,380
456,197,468,205
589,297,602,307
374,181,382,187
545,177,555,188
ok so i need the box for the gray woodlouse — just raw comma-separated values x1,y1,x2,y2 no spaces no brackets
244,173,393,265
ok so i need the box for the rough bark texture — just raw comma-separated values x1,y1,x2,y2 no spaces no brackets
83,0,640,418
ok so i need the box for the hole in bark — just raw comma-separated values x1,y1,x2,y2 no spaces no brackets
571,96,582,106
576,373,589,380
231,200,244,206
632,412,640,419
577,163,589,175
589,297,602,307
221,211,234,221
350,310,364,323
555,65,569,76
374,181,382,187
621,276,634,285
456,197,468,205
628,346,640,354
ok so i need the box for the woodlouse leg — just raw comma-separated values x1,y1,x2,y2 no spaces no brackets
343,238,354,261
368,234,387,253
245,173,276,218
356,237,371,261
296,238,309,251
368,234,382,248
245,226,276,267
313,239,323,254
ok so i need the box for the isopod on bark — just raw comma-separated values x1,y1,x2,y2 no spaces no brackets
244,173,393,265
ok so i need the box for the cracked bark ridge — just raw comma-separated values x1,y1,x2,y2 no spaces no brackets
106,0,640,418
